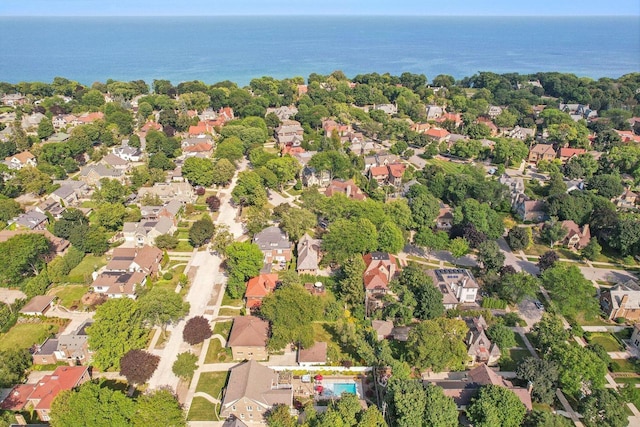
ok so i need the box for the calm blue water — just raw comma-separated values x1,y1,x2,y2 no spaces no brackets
0,16,638,86
323,382,357,396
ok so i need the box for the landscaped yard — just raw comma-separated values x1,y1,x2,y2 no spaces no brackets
67,254,107,283
425,158,466,175
187,397,219,421
499,349,533,371
586,332,624,352
173,240,194,252
204,338,233,364
196,371,229,400
48,285,88,309
221,294,243,307
0,321,65,351
218,307,241,317
213,321,232,340
574,312,612,327
611,358,637,373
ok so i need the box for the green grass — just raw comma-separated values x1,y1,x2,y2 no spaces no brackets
204,338,233,364
586,333,624,352
67,254,107,282
177,231,190,240
611,359,637,373
523,243,553,257
514,333,527,349
499,349,533,371
615,376,640,385
213,321,232,340
425,158,465,174
48,285,88,309
221,294,243,307
574,312,612,327
187,397,219,421
0,322,62,351
195,371,229,400
173,240,194,252
556,248,581,261
218,307,241,317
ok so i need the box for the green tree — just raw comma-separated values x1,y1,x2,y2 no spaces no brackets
322,218,378,264
0,197,22,221
94,202,126,231
423,383,459,427
377,221,405,253
0,348,31,388
588,173,624,199
497,272,539,304
448,237,470,258
37,117,54,140
189,216,214,247
531,313,569,354
265,156,301,191
15,166,52,195
155,234,179,250
506,227,530,251
356,405,387,427
407,317,469,372
477,240,505,272
266,403,297,427
541,219,567,248
523,410,572,427
0,233,51,285
516,357,559,404
466,385,526,427
398,264,443,320
214,138,244,164
275,204,317,242
384,378,427,427
232,170,268,207
94,178,127,204
133,389,186,427
493,138,529,166
414,228,450,253
581,391,625,427
138,287,189,334
210,225,235,257
550,343,608,396
211,158,236,186
338,256,366,307
541,264,598,318
49,381,136,427
225,242,264,298
172,352,198,380
87,298,147,370
581,239,602,261
408,191,440,229
486,323,516,350
261,284,322,350
611,217,640,256
182,157,214,187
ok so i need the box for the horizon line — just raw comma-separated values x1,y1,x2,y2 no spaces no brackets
1,14,637,17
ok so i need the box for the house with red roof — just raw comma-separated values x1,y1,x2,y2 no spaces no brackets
325,179,366,200
244,274,280,309
411,122,431,134
615,130,640,143
368,163,406,188
363,252,398,295
476,117,499,136
557,147,586,164
0,366,90,422
436,112,463,128
560,220,591,250
425,127,450,143
368,165,389,185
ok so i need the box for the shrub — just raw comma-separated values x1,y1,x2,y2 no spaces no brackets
183,316,212,345
163,272,174,280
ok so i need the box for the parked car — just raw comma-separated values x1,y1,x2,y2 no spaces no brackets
534,301,544,310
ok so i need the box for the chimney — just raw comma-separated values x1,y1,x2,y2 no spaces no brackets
346,184,351,197
527,381,533,394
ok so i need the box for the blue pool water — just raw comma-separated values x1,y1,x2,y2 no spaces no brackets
323,382,358,397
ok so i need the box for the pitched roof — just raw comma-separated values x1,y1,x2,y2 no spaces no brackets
101,153,128,167
7,151,35,163
222,360,292,410
388,163,406,178
20,295,55,315
297,234,321,272
363,252,396,290
298,341,327,363
559,147,586,158
245,274,279,304
0,229,69,253
530,144,555,155
253,226,291,251
426,127,450,138
228,316,269,347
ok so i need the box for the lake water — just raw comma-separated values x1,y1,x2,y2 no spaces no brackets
0,16,638,85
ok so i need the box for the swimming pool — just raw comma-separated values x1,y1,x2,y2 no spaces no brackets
321,380,359,397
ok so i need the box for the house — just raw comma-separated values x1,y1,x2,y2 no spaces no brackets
298,342,327,367
76,111,104,124
228,316,270,361
565,179,585,193
21,112,46,130
244,274,280,309
616,188,638,209
559,103,597,120
508,126,535,141
19,295,55,316
32,337,60,365
101,153,131,171
297,233,321,275
364,152,399,171
560,220,591,250
4,151,36,170
349,140,383,156
105,246,163,276
253,226,293,269
476,117,498,135
140,200,182,224
137,182,196,204
1,93,27,106
426,105,445,120
427,364,532,411
112,145,142,162
369,165,389,185
557,148,586,164
47,132,71,142
220,360,292,423
301,166,331,188
616,130,640,143
465,316,501,366
121,217,175,247
371,320,411,342
322,119,352,137
387,163,406,187
50,185,79,206
0,229,69,256
498,174,525,208
12,210,48,230
487,105,503,119
436,112,463,128
325,179,366,200
373,104,397,115
600,280,640,321
435,203,454,230
425,127,450,143
630,323,640,349
514,194,547,222
275,120,304,146
363,252,397,295
427,269,479,309
266,105,298,121
54,320,93,365
79,164,124,187
411,122,431,134
528,144,556,164
53,180,91,200
0,366,90,422
90,271,147,299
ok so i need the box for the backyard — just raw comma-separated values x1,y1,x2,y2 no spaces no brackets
204,338,232,364
67,254,108,284
0,320,67,351
48,284,88,309
586,332,624,352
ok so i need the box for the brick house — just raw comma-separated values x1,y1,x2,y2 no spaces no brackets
227,316,270,361
528,144,556,164
253,226,293,269
244,274,279,309
601,280,640,321
363,252,398,295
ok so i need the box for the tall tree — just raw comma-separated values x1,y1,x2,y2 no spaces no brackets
133,389,186,427
549,343,607,397
466,385,526,427
274,204,317,241
541,264,598,318
407,317,469,372
398,264,443,320
338,256,366,307
188,216,214,247
119,349,160,386
384,378,427,427
322,218,378,264
0,233,51,285
580,389,627,427
477,240,505,272
423,383,459,427
225,241,264,298
516,357,559,404
87,298,147,370
0,348,31,388
137,287,189,334
497,272,539,304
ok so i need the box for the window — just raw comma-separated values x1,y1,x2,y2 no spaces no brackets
232,406,236,410
249,413,254,418
247,406,252,411
240,414,245,419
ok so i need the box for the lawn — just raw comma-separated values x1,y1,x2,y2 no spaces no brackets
67,254,107,283
221,294,243,307
499,349,533,371
615,376,640,385
574,312,612,327
514,333,527,349
173,240,194,252
213,321,232,340
0,322,63,351
611,359,637,373
195,371,229,400
187,397,219,421
204,338,233,364
218,307,241,317
586,332,624,352
426,158,466,174
48,284,88,309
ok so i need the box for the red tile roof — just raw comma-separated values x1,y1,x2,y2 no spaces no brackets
245,274,279,308
426,127,450,138
559,148,586,158
369,166,389,177
388,163,406,178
